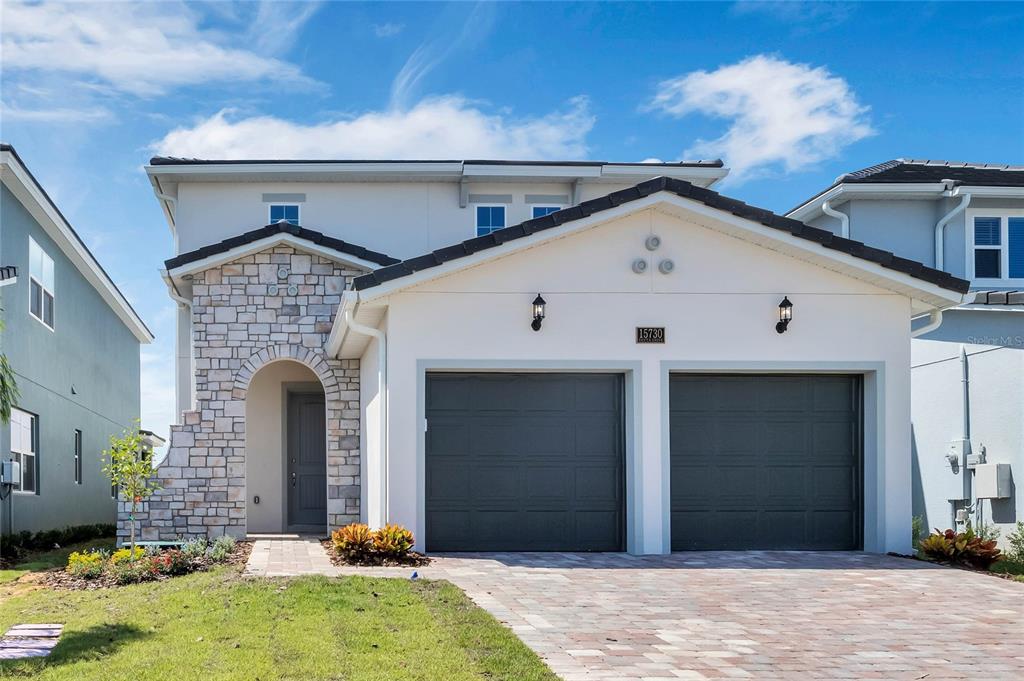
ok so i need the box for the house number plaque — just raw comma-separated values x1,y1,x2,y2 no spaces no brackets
636,327,665,344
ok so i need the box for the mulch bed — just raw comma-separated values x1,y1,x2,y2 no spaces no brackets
888,551,1023,583
40,541,253,591
319,539,431,568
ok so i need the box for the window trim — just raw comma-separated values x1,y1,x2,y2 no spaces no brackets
531,205,563,219
268,203,300,226
9,407,39,495
74,429,83,485
474,204,507,237
966,209,1024,286
28,236,55,331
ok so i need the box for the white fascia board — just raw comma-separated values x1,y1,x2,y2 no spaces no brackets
145,162,465,179
462,165,603,179
951,186,1024,198
165,234,381,279
787,183,949,220
352,192,966,310
1,151,154,343
600,165,730,184
325,290,359,358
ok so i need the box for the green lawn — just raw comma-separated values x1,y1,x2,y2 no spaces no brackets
0,567,556,680
0,538,116,585
992,557,1024,583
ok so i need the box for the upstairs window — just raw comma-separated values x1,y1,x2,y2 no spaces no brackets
269,204,300,225
475,205,506,237
532,206,561,218
970,212,1024,282
10,408,37,494
29,237,55,329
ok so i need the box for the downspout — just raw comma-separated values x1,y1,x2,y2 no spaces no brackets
162,271,194,414
959,345,973,528
821,200,850,238
343,306,388,528
934,187,971,271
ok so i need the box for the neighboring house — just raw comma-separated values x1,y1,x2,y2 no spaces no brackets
0,144,154,535
127,156,970,555
788,160,1024,543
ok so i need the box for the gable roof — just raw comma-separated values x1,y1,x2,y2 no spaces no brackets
840,159,1024,187
352,176,970,295
0,144,153,342
149,157,724,169
164,221,400,271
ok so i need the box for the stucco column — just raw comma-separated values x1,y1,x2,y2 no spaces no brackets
633,358,670,555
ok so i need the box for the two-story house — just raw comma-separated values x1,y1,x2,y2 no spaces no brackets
0,144,154,535
788,160,1024,543
130,156,970,555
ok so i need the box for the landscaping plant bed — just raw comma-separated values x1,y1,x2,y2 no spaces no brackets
41,538,252,590
320,539,430,567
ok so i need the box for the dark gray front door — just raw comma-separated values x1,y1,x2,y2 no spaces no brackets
670,374,862,551
287,392,327,531
426,373,624,552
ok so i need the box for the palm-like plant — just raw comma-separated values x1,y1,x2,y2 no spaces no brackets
0,314,18,425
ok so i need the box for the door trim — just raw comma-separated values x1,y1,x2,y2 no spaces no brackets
417,360,643,553
660,361,882,552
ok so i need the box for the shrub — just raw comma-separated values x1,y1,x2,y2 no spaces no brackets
208,535,236,562
373,524,414,558
110,557,161,585
2,524,116,560
919,528,1002,570
66,551,105,579
110,546,145,565
332,523,374,558
150,550,190,576
911,515,924,549
1006,521,1024,563
180,537,209,560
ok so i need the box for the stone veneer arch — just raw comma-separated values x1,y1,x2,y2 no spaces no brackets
119,245,363,542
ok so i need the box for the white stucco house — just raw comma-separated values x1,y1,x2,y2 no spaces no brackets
789,160,1024,544
125,158,971,555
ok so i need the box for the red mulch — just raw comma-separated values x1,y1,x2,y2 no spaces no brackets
319,539,431,567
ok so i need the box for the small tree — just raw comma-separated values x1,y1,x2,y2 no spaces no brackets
0,315,18,425
103,422,161,557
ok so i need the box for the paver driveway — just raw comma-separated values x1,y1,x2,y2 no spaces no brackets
420,552,1023,680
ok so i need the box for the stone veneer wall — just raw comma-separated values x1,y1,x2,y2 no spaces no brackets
118,245,363,542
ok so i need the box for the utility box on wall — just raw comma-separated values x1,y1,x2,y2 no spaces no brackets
975,463,1012,499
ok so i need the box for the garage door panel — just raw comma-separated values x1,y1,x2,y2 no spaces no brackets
671,374,861,551
427,373,624,552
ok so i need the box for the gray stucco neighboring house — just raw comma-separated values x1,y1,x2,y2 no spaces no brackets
0,144,154,535
788,159,1024,544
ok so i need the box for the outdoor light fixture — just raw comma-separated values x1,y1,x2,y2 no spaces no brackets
776,296,793,334
531,294,546,331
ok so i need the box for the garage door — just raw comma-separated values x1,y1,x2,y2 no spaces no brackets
670,374,862,550
426,373,624,552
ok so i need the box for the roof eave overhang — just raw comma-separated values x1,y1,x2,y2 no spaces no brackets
164,233,381,281
1,150,154,343
789,182,1024,221
335,192,966,332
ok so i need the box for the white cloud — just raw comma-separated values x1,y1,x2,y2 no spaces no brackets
0,101,112,123
374,22,405,38
245,1,323,55
732,1,855,32
648,55,874,182
1,1,317,97
152,96,594,160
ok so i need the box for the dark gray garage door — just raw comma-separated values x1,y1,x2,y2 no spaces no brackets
426,373,624,552
670,374,862,551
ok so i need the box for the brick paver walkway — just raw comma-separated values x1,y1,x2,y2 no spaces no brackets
244,535,339,577
247,542,1024,680
0,624,63,660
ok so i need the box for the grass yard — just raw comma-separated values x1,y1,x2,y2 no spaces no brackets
0,538,116,585
0,566,556,681
992,557,1024,583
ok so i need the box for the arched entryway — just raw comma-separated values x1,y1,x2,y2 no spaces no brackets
245,359,327,534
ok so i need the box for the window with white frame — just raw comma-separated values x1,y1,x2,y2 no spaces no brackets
531,206,561,219
74,429,83,485
269,204,300,225
10,408,37,493
475,205,506,236
970,212,1024,282
28,237,54,328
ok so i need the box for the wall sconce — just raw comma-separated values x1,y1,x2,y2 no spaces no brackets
531,294,546,331
776,296,793,334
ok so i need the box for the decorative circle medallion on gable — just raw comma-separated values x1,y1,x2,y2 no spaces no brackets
277,266,289,279
287,284,299,296
645,235,661,251
659,259,675,274
632,258,648,274
268,284,279,295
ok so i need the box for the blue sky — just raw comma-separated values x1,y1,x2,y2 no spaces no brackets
2,1,1022,440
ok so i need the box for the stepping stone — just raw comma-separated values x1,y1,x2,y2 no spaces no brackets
0,624,63,660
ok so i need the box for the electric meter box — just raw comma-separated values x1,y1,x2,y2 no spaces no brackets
974,463,1012,499
0,460,20,485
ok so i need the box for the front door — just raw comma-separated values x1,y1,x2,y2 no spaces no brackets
286,392,327,531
